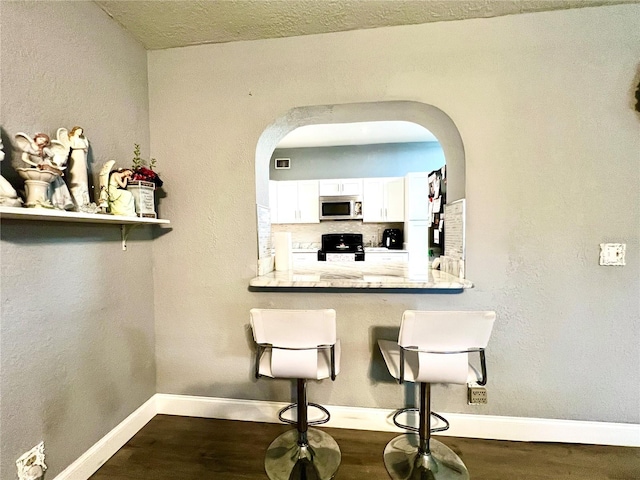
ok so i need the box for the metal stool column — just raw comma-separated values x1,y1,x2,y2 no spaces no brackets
264,378,341,480
383,382,469,480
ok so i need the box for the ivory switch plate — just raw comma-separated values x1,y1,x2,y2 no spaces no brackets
599,243,626,266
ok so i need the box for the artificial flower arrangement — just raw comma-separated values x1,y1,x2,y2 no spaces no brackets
126,144,163,218
131,143,163,187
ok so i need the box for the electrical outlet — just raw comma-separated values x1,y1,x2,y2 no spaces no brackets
16,442,47,480
468,386,488,405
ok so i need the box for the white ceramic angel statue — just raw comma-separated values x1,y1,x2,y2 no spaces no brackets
99,160,136,217
14,132,74,209
57,126,89,208
0,136,22,206
15,132,68,169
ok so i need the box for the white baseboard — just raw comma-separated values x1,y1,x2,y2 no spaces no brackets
54,393,640,480
52,396,156,480
155,393,640,447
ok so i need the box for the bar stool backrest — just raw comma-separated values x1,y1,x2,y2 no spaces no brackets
250,308,337,348
250,308,338,379
398,310,495,384
399,310,495,351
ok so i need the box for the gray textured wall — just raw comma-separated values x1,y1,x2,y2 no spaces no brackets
2,4,639,477
269,142,445,181
148,4,639,425
1,2,155,477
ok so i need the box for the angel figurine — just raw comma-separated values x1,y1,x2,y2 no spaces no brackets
14,132,73,209
99,160,136,217
0,136,22,206
57,126,89,208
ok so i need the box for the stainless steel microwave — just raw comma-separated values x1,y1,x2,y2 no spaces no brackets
319,195,363,220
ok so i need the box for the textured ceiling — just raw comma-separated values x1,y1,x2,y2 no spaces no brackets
95,0,637,50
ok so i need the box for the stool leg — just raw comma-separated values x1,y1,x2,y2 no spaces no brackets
297,378,308,446
419,383,431,455
383,382,469,479
264,379,341,480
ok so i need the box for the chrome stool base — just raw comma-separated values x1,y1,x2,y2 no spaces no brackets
265,428,341,480
383,434,469,480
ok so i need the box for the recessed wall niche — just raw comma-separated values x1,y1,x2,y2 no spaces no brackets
254,101,467,276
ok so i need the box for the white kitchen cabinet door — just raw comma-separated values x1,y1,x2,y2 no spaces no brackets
319,179,342,196
297,180,320,223
274,180,319,224
405,220,430,265
366,251,409,263
405,172,429,221
275,181,299,224
385,177,405,222
340,178,363,196
363,177,404,223
293,252,318,263
319,178,363,196
363,178,385,222
269,180,279,224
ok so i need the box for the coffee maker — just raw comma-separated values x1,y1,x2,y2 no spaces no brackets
382,229,403,249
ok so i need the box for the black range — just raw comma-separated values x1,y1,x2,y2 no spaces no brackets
317,233,365,261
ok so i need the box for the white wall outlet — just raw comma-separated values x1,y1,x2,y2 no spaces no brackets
468,385,488,405
599,243,626,266
16,442,47,480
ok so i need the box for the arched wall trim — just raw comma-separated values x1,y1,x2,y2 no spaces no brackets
255,100,466,207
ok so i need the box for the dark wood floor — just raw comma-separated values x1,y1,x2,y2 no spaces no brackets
90,415,640,479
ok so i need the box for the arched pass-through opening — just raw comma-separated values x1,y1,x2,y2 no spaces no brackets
254,101,467,278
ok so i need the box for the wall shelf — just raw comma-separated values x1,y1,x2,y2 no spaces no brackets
0,206,170,250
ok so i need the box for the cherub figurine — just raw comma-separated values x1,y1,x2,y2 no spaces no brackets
14,132,74,209
15,132,68,169
99,160,136,217
0,136,22,206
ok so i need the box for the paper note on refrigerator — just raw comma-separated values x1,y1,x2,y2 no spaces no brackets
433,196,442,212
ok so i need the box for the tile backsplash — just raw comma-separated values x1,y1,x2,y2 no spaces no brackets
272,221,404,248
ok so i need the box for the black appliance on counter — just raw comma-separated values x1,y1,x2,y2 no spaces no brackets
382,229,404,250
317,233,365,261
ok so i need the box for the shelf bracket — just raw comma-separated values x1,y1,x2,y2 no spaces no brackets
121,224,140,251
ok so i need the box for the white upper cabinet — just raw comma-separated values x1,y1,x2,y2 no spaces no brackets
269,180,278,224
362,177,405,223
273,180,319,224
319,178,363,197
297,181,320,223
405,172,430,221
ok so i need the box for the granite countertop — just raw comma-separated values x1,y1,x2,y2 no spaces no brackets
364,247,408,253
249,261,472,291
286,247,409,253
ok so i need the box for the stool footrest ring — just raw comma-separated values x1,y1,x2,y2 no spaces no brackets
392,408,450,433
278,402,331,426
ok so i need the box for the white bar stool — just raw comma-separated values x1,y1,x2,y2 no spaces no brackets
378,310,496,480
250,308,341,480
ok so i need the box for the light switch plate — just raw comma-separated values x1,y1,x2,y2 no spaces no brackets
599,243,626,266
